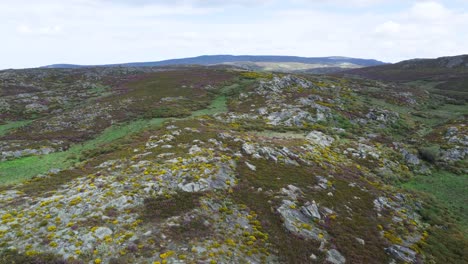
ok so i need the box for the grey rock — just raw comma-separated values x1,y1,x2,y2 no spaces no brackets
385,245,416,263
267,108,315,127
245,161,256,171
326,249,346,264
242,143,256,155
280,185,302,200
179,182,205,192
257,107,268,115
445,126,458,137
306,131,334,147
94,227,113,240
189,145,202,155
257,75,313,95
277,200,326,241
441,147,467,161
374,197,391,212
401,149,420,165
25,103,48,113
301,201,321,220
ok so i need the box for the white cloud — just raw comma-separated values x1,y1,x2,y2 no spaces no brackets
375,21,401,35
16,25,62,36
408,1,451,20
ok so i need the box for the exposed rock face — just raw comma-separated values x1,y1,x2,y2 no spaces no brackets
1,146,57,161
257,75,313,95
373,197,391,212
386,245,417,263
267,108,315,127
276,200,326,241
344,143,380,160
242,143,256,155
306,131,334,147
441,148,467,162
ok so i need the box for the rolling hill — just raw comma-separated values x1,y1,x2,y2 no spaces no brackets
340,54,468,102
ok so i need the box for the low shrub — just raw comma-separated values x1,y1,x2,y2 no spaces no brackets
418,145,440,163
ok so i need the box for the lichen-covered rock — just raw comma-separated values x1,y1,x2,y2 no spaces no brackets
94,227,113,240
267,108,315,127
257,75,313,95
277,200,327,241
306,131,334,147
386,245,417,263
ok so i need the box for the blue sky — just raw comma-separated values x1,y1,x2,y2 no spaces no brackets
1,0,467,69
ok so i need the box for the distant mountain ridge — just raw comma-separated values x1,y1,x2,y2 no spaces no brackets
41,55,386,70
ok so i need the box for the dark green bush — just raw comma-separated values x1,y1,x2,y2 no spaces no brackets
419,145,440,163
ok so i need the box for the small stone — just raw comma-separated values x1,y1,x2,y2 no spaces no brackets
245,161,256,171
355,238,365,245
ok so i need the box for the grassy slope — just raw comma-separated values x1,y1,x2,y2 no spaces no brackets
403,171,468,233
0,95,228,185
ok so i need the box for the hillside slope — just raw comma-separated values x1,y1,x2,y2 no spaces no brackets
0,66,466,264
340,54,468,102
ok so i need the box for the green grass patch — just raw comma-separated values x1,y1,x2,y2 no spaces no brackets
0,153,72,185
192,95,227,116
0,120,33,136
402,171,468,232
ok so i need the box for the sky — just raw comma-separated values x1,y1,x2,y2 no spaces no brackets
1,0,467,69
